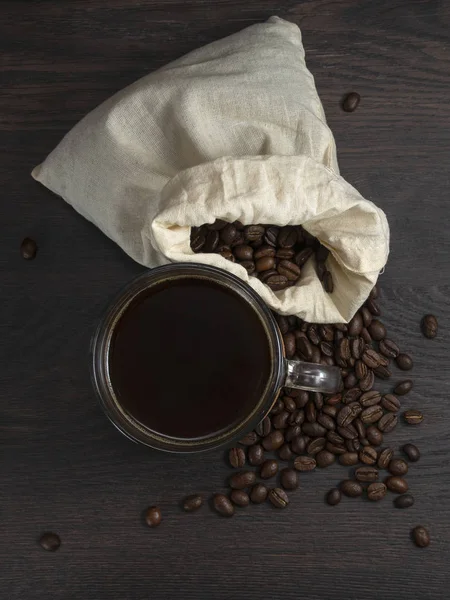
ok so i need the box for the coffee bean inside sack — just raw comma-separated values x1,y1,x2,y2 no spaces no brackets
191,221,334,293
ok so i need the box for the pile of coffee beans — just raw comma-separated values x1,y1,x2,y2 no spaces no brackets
190,220,334,293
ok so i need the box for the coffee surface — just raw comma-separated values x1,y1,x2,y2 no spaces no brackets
110,278,271,438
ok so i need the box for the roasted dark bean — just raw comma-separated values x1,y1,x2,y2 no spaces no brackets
394,380,413,396
402,443,420,462
378,413,398,433
234,244,254,261
239,432,258,446
204,229,219,252
183,494,203,512
244,224,265,242
421,315,438,339
213,494,234,517
255,256,276,272
366,426,383,447
355,466,379,482
191,230,206,252
396,353,413,371
381,394,401,412
248,444,265,466
278,443,293,461
379,338,400,358
39,532,61,551
280,468,299,490
360,391,381,408
295,247,314,267
250,483,268,504
394,494,415,509
377,448,394,469
264,226,279,247
340,480,363,497
229,471,257,490
385,476,409,494
367,482,387,501
229,447,246,468
256,417,272,438
307,437,327,455
360,405,383,425
403,409,424,425
359,446,378,465
262,430,284,451
342,91,361,112
294,456,316,472
368,319,386,341
145,506,162,527
230,490,250,507
278,260,301,281
326,488,342,506
373,365,392,380
316,450,336,468
266,274,289,291
348,312,364,337
291,435,308,455
260,459,279,480
412,526,430,547
272,410,289,430
268,487,289,508
362,348,382,369
388,458,409,476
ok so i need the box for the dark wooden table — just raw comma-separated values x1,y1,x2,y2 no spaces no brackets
2,1,450,598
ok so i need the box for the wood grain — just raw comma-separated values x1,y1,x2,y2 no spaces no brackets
1,1,450,599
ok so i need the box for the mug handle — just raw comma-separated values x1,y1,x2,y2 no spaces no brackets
284,359,342,395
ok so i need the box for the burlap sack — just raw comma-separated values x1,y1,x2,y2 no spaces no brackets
32,16,389,323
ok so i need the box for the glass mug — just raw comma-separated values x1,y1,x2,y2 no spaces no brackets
91,263,341,452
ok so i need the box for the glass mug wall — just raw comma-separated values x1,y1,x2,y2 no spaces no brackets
91,264,341,452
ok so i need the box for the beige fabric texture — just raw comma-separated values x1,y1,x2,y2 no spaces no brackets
32,16,389,323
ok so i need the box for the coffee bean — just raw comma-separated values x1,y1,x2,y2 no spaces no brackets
220,223,237,245
381,394,401,412
254,245,276,260
378,413,398,433
368,320,386,341
229,471,257,490
323,405,338,418
342,91,361,112
345,439,361,453
272,410,290,430
266,274,289,291
264,226,279,246
239,432,258,446
342,387,362,404
307,325,321,346
421,314,438,339
348,312,364,337
283,332,296,358
145,506,162,527
280,468,299,490
359,369,375,391
355,360,369,380
394,380,413,396
21,237,38,260
213,494,234,517
394,494,415,509
338,337,351,362
337,405,357,427
276,248,295,260
244,224,265,242
250,483,268,504
230,489,250,507
191,230,206,252
183,494,203,512
361,306,373,328
351,337,365,360
403,409,424,425
268,487,289,508
255,256,276,272
396,353,413,371
373,365,392,380
278,443,293,461
379,338,400,359
366,426,383,447
377,448,394,469
291,435,308,455
388,458,409,476
248,444,265,466
327,442,347,455
344,373,358,388
283,396,297,413
361,327,373,344
326,393,342,406
275,314,289,334
204,229,220,252
240,260,256,275
355,466,379,482
326,488,342,506
302,422,327,438
285,425,302,442
294,456,316,472
338,424,358,440
297,336,313,360
362,348,382,369
234,244,254,261
260,459,279,479
295,247,314,267
219,249,235,261
385,476,409,494
229,447,246,468
353,417,365,440
412,526,430,548
367,482,387,501
288,409,305,426
39,532,61,551
339,452,359,466
262,430,284,451
359,446,378,465
360,405,383,425
317,413,335,431
278,260,301,281
307,437,327,455
316,450,336,468
360,391,381,407
276,226,297,248
340,480,363,497
365,297,381,316
402,443,420,462
256,416,272,438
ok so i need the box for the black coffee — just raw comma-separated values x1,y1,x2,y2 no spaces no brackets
110,278,271,438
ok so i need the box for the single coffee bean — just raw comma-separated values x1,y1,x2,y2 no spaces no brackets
291,435,308,455
394,494,415,509
340,480,363,497
268,487,289,508
377,448,394,469
183,494,203,512
385,476,409,494
350,337,365,360
367,482,387,501
342,91,361,112
342,387,362,404
338,337,351,362
278,443,293,461
276,248,295,260
244,224,265,242
359,446,378,465
262,430,284,451
264,226,280,246
353,417,366,440
297,336,313,360
278,260,301,281
277,226,297,248
260,459,279,479
254,245,276,260
239,432,258,446
355,466,379,482
248,444,265,466
368,319,386,341
250,483,268,504
213,494,234,517
272,410,290,429
337,405,357,427
388,458,409,476
403,409,424,425
317,413,335,431
145,506,162,527
323,405,338,419
295,247,314,268
203,229,220,252
319,324,335,342
348,312,364,337
266,273,289,291
379,338,400,359
345,439,361,453
240,260,256,275
360,405,383,425
234,244,254,261
360,391,381,408
337,424,358,440
285,425,302,442
396,353,413,371
394,380,413,396
20,237,38,260
366,426,383,447
381,394,401,412
339,452,359,466
359,369,375,391
229,447,246,468
402,443,420,462
326,393,342,406
220,223,237,245
255,256,276,272
360,306,373,328
256,416,272,438
378,413,398,433
326,488,342,506
307,325,321,346
230,489,250,507
275,314,289,334
229,471,257,490
288,409,305,425
355,360,369,380
294,456,316,471
307,437,327,455
327,431,345,446
39,532,61,551
373,365,392,380
412,526,430,548
421,314,438,339
284,396,297,413
327,442,347,455
362,348,382,369
344,373,358,389
365,297,381,316
316,450,336,468
280,468,299,490
191,230,206,252
302,422,327,438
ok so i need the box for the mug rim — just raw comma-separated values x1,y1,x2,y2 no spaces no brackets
90,263,284,453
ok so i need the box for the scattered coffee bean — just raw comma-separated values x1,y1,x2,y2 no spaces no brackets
250,484,268,504
412,526,430,548
20,237,38,260
394,380,413,396
403,409,424,425
145,506,162,527
248,444,265,466
39,532,61,551
230,489,250,507
385,476,409,494
280,468,299,490
262,430,284,451
267,487,290,509
255,416,272,438
260,459,279,479
183,495,203,512
379,338,399,358
367,482,387,501
229,447,246,469
294,456,316,472
326,488,342,506
213,494,234,517
278,443,293,461
359,446,378,465
394,494,415,509
355,466,379,482
402,443,420,462
377,448,394,469
339,452,359,466
381,394,400,412
396,353,413,371
316,450,336,468
421,314,438,339
229,471,257,490
366,426,383,447
368,320,386,341
388,459,408,476
340,480,363,497
378,413,398,433
342,91,361,112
